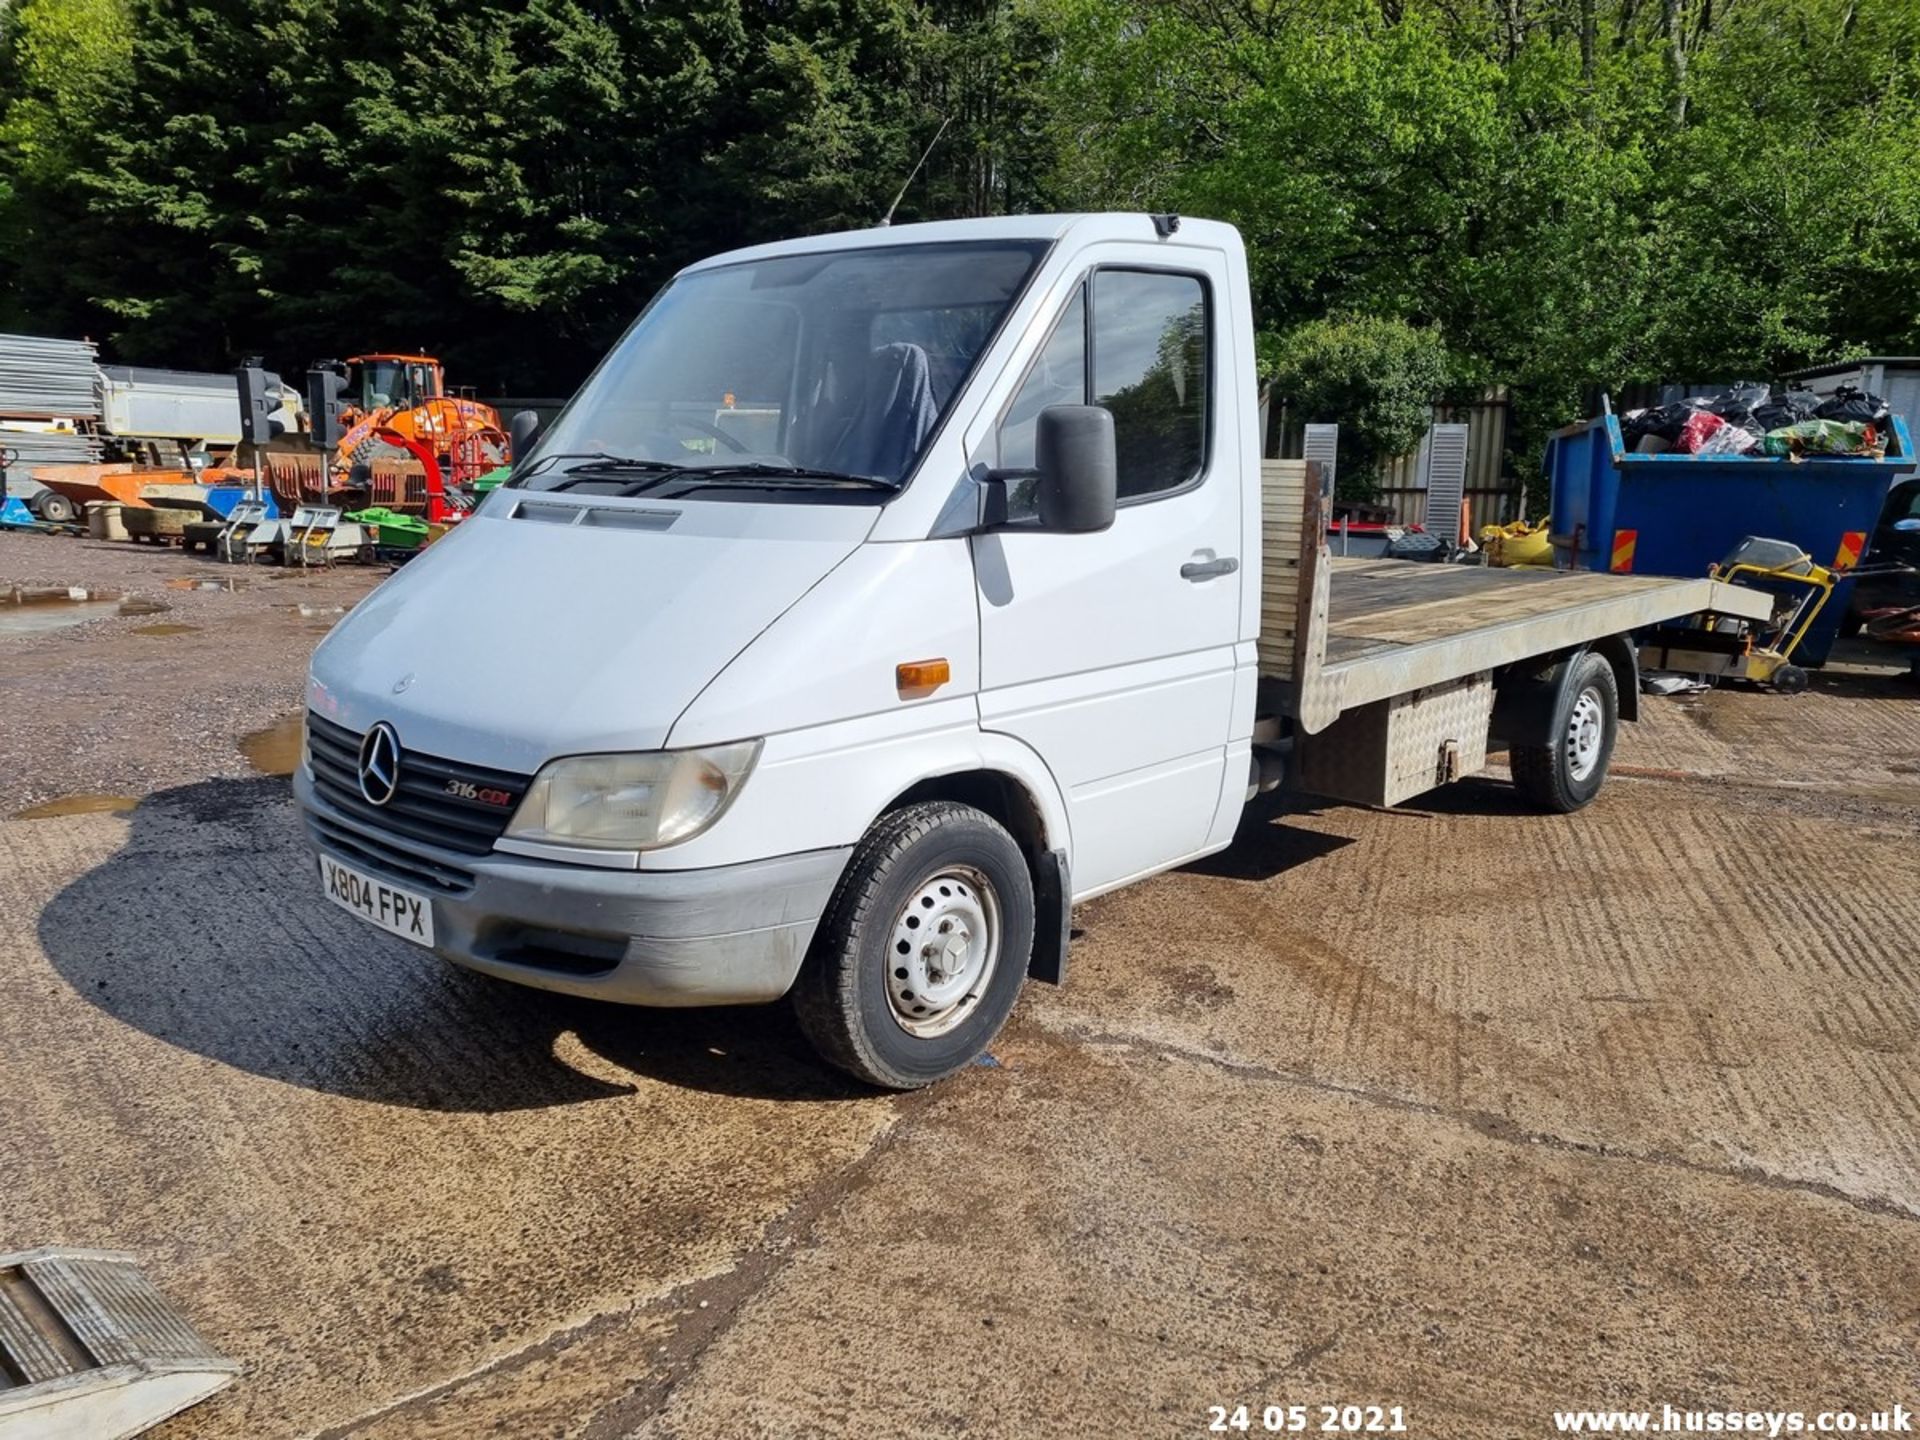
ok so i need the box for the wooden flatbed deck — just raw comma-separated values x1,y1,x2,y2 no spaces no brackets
1318,557,1774,710
1257,460,1776,733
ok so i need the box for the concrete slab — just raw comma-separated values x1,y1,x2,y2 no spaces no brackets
631,1028,1920,1438
0,786,900,1438
3,530,1918,1437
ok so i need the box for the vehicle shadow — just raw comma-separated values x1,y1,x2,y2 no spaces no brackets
1183,793,1357,881
1807,663,1920,697
35,778,865,1113
1392,773,1543,818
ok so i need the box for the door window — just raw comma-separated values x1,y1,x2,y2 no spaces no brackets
995,269,1210,507
1092,270,1209,499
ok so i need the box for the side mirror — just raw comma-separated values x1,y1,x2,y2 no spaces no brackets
1034,405,1117,533
508,409,542,460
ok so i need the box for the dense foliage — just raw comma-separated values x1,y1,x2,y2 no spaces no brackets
1261,316,1452,496
2,0,1917,476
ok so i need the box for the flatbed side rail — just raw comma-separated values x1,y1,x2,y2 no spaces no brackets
1318,576,1773,713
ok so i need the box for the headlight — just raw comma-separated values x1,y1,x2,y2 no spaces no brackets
503,741,761,851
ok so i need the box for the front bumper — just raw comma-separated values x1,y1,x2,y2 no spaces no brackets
294,769,850,1005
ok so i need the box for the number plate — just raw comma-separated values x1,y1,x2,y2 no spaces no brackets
318,855,435,947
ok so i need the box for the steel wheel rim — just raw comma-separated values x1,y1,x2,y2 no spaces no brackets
886,865,1001,1038
1566,687,1605,782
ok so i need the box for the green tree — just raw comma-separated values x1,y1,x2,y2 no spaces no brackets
6,0,1919,450
1261,315,1452,499
0,0,134,337
1043,0,1920,490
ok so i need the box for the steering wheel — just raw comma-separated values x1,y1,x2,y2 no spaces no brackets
679,416,750,454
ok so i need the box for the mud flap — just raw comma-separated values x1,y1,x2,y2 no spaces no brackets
1028,848,1071,986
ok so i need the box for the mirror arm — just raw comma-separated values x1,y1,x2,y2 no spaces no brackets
977,467,1038,533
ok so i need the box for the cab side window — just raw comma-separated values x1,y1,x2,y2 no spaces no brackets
994,270,1210,509
1092,270,1209,500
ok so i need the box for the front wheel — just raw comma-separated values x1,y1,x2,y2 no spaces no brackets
793,801,1035,1089
1510,651,1619,813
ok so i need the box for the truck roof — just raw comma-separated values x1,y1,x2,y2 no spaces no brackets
678,213,1244,275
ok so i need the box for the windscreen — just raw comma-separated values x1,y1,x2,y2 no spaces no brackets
523,240,1049,490
359,361,406,411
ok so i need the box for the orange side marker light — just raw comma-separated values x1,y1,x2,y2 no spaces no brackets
896,658,950,700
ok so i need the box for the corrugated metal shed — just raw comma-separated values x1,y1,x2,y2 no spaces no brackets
1779,358,1920,439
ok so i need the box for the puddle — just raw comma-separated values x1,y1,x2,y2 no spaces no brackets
166,577,249,592
0,585,169,634
242,714,306,776
12,794,140,820
133,623,200,637
0,586,125,636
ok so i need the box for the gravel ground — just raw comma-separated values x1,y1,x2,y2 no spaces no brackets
0,530,383,811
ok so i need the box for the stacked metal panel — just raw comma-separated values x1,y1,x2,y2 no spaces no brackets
0,427,103,468
0,333,101,419
0,332,105,468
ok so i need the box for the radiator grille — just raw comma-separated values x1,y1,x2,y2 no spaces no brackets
306,712,529,859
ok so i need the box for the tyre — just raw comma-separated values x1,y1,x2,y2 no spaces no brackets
793,801,1035,1089
346,434,383,485
1510,651,1618,813
30,490,76,524
1771,663,1809,695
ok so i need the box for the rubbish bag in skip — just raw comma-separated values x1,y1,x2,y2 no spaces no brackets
1710,381,1771,414
1761,419,1881,458
1623,401,1703,448
1752,388,1819,432
1704,381,1768,441
1676,409,1730,453
1698,418,1759,454
1814,384,1892,428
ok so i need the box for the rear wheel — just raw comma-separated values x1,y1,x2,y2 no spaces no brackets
793,801,1035,1089
1510,651,1618,813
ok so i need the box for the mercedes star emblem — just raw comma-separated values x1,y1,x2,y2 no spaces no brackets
358,722,402,807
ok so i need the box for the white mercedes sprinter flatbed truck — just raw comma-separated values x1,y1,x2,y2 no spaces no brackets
297,213,1770,1087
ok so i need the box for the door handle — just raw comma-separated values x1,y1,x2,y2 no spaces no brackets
1180,556,1239,581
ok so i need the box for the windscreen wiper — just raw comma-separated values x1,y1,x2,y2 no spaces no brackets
505,452,681,488
666,462,899,491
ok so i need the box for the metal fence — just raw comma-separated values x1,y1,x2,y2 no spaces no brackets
0,333,101,420
1367,486,1523,533
1266,385,1521,530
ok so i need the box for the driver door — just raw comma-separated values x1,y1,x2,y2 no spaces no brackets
973,256,1243,897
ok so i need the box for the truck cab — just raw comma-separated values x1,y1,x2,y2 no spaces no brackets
345,354,445,414
297,214,1769,1088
